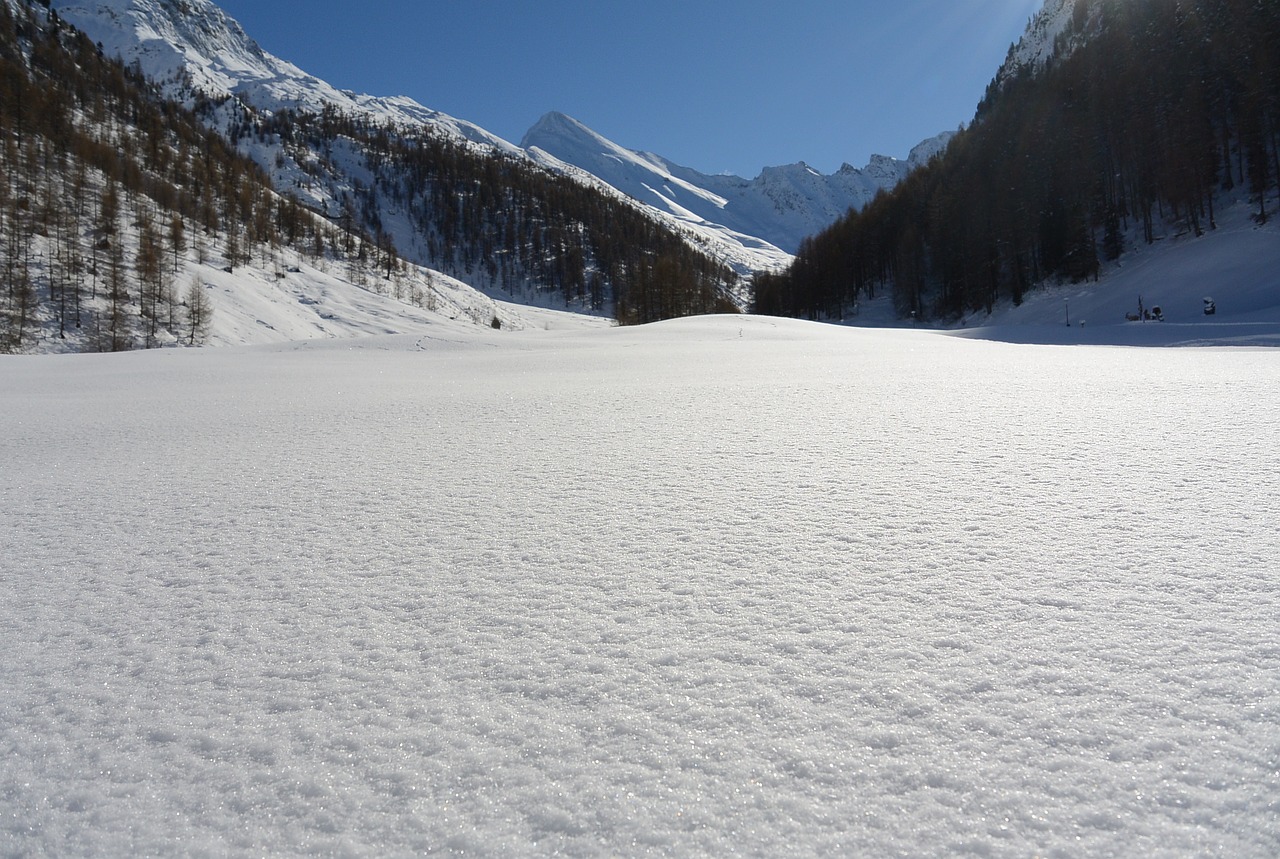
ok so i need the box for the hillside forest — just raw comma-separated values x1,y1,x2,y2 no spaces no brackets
753,0,1280,322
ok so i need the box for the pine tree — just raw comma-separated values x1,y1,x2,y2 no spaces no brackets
101,230,130,352
183,276,211,345
169,212,185,273
136,209,163,347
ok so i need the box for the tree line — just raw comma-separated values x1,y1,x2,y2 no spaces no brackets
755,0,1280,322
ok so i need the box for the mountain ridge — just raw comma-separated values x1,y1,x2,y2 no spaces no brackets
522,111,954,262
52,0,522,153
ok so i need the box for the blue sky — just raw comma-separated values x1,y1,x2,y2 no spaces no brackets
216,0,1046,177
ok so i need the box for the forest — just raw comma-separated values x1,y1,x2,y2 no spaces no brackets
754,0,1280,322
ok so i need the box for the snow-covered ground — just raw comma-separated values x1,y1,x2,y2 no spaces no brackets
3,314,1277,857
183,257,609,347
950,199,1280,347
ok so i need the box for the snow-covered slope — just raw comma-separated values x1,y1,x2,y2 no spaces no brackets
51,0,520,154
10,210,595,355
191,256,607,348
994,0,1078,85
524,111,953,260
952,197,1280,347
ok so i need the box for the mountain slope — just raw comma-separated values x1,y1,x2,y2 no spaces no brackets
52,0,518,152
992,0,1077,86
1,0,530,353
52,0,742,321
523,111,953,265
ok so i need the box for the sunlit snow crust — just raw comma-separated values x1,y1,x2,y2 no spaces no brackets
3,318,1278,856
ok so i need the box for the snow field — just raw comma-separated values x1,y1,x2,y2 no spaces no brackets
2,316,1278,856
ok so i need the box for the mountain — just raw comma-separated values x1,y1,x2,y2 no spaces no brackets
523,111,952,265
0,0,535,354
50,0,740,325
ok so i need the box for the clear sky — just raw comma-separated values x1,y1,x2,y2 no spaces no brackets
215,0,1046,178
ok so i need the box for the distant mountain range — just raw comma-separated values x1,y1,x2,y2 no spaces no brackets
522,112,952,266
52,0,949,274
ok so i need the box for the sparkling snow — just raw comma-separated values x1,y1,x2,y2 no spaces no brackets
3,316,1278,857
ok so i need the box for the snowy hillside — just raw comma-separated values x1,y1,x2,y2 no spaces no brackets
993,0,1077,84
524,111,953,263
4,317,1278,856
1,0,544,355
953,199,1280,347
171,254,603,349
9,209,576,354
51,0,520,154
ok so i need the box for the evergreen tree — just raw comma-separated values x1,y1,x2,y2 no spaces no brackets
183,276,212,345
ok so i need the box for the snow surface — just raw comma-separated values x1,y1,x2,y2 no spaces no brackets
3,315,1278,857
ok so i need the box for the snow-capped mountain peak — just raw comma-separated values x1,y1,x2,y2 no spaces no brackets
55,0,290,96
523,110,954,262
52,0,521,153
523,112,733,212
